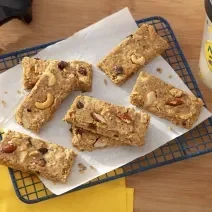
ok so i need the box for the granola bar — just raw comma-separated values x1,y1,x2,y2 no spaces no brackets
64,96,150,145
71,125,145,151
16,60,76,132
97,24,169,85
130,72,204,129
0,130,76,183
22,57,92,92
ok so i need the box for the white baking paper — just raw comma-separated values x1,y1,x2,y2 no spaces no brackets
0,8,211,195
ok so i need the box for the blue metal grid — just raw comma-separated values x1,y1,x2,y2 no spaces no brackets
0,16,212,204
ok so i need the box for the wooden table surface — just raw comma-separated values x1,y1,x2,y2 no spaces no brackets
1,0,212,211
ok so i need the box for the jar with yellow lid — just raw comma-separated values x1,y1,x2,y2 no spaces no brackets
199,0,212,88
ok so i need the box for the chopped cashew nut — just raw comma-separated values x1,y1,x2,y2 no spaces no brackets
144,91,157,106
44,71,56,86
35,93,54,109
131,55,145,65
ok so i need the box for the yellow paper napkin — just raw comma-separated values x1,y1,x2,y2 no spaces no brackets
126,188,134,212
0,166,134,212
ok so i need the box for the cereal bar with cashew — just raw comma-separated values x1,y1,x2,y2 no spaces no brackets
97,24,169,85
22,57,92,92
0,130,76,183
64,96,150,146
16,60,77,132
130,72,204,129
71,125,146,151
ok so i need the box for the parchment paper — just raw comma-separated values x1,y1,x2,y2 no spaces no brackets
0,8,211,195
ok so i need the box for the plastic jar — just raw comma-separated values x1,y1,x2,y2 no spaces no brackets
199,0,212,89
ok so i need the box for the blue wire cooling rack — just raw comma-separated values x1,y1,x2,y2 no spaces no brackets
1,16,212,204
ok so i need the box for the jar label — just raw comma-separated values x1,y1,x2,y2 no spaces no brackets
205,40,212,71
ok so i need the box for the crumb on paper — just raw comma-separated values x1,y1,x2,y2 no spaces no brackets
104,79,108,85
156,68,162,73
90,165,95,170
168,126,172,131
17,90,26,95
1,100,6,107
78,163,87,173
4,91,7,94
168,74,172,78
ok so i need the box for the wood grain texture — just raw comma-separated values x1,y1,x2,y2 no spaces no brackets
1,0,212,211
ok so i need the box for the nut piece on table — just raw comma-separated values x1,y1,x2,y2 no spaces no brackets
131,55,145,65
43,71,57,86
35,93,54,110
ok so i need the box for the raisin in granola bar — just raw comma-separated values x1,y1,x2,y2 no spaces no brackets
64,96,150,145
97,24,169,85
130,72,204,129
0,130,76,183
